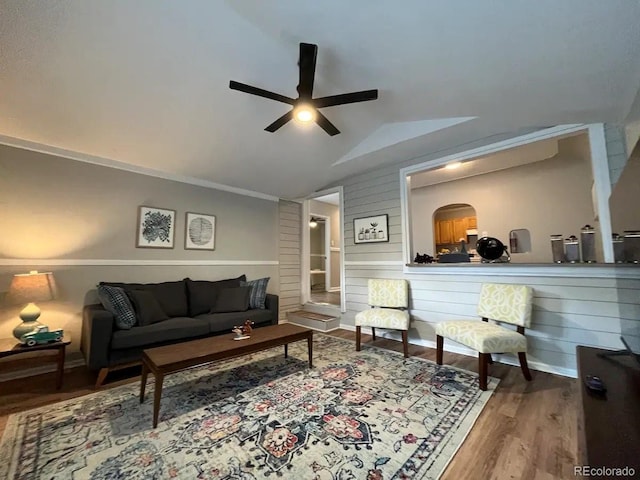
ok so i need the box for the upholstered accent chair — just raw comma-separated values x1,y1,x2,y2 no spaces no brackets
435,283,534,390
355,279,410,357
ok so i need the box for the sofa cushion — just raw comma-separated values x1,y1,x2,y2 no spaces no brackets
127,289,169,326
241,277,270,309
111,317,209,350
97,285,137,330
211,286,251,313
101,280,188,318
185,275,246,316
196,309,274,334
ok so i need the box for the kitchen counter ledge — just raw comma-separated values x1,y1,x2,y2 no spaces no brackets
404,262,640,279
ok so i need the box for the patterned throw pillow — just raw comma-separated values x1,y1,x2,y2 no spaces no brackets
97,284,137,330
241,277,270,309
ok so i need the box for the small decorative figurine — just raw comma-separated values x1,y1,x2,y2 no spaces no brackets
242,320,254,335
232,320,254,340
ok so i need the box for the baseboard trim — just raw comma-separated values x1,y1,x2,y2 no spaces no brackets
0,358,86,383
338,324,577,378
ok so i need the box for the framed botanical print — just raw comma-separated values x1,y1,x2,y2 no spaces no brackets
354,214,389,244
136,206,176,249
185,212,216,250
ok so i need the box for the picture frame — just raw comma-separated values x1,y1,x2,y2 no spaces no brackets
353,214,389,244
185,212,216,250
136,206,176,249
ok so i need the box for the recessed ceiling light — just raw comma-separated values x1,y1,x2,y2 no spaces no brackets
445,162,462,170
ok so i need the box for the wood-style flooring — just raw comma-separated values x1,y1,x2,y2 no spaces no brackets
0,329,578,479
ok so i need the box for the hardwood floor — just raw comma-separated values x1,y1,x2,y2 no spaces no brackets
0,329,578,479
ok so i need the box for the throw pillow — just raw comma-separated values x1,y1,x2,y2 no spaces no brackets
97,285,137,330
100,281,188,318
185,275,247,316
211,286,251,313
127,289,170,326
241,277,270,309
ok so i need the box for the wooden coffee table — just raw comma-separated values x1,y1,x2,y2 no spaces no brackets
139,323,313,428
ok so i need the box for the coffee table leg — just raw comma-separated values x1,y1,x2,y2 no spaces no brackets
284,343,288,358
56,344,66,390
308,333,313,368
140,361,148,403
153,373,164,428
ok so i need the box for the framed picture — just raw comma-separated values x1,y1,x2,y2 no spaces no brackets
136,206,176,249
185,212,216,250
354,214,389,244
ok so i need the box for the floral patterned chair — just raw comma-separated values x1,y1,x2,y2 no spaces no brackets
355,279,410,357
435,283,534,390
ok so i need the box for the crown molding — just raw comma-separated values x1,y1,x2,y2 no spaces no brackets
0,134,280,202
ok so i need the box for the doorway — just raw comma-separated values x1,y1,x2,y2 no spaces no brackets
302,188,344,310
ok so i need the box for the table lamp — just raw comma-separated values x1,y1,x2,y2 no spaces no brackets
5,270,58,340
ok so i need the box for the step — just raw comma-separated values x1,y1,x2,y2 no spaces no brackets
302,302,341,317
287,309,341,332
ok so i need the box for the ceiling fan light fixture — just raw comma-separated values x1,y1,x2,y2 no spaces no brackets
294,103,316,123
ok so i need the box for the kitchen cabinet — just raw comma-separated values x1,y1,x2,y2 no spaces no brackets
437,220,454,244
435,216,477,245
453,218,467,243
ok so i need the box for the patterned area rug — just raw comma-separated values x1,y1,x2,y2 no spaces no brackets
0,334,498,479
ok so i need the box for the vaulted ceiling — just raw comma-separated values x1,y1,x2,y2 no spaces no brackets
1,1,639,199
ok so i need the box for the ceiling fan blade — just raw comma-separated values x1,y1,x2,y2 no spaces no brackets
297,43,318,99
315,110,340,136
229,80,295,105
313,89,378,108
265,110,294,132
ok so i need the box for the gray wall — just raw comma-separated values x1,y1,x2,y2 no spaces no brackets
0,145,279,358
411,135,596,263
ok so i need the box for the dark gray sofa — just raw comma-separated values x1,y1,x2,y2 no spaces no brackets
81,276,278,387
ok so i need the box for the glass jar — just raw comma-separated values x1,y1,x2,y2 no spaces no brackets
623,231,640,263
564,235,580,263
580,224,597,263
550,234,564,263
612,233,625,263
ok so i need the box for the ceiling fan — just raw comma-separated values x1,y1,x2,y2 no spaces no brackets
229,43,378,136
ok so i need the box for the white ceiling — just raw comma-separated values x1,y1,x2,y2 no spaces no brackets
1,1,640,199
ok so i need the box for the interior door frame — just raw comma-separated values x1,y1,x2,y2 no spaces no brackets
309,212,331,294
302,186,345,312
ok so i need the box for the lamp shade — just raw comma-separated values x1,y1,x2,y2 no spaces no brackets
6,271,57,305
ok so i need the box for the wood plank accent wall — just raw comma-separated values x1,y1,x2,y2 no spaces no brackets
337,125,640,377
605,124,628,186
278,200,302,321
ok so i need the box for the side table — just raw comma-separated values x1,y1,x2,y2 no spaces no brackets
0,336,71,389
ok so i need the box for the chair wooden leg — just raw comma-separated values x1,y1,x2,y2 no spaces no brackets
436,335,443,365
518,352,532,381
402,330,409,358
478,354,489,391
95,368,109,389
487,354,494,364
371,327,376,341
355,326,362,351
